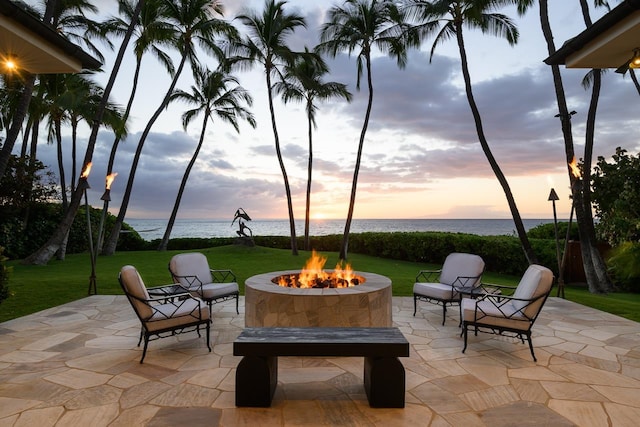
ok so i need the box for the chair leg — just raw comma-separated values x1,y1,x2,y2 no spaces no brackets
413,295,417,316
441,304,447,325
140,334,150,364
462,324,468,354
137,327,144,347
526,332,537,362
235,294,239,314
206,320,212,352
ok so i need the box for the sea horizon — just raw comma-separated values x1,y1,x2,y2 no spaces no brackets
125,218,563,241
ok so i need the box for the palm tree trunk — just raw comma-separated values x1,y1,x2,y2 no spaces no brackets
340,53,373,261
266,71,298,256
304,103,313,251
106,57,142,176
454,24,537,265
581,68,611,292
0,74,36,180
22,0,144,266
158,113,209,251
71,118,78,192
538,0,608,292
630,70,640,95
55,121,68,210
103,53,188,256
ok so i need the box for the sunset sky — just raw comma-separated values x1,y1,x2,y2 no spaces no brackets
30,0,640,222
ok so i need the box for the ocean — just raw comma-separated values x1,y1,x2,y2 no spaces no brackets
125,218,559,241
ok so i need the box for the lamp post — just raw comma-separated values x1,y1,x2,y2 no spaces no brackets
79,162,97,295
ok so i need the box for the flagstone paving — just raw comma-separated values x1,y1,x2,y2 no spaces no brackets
1,295,639,426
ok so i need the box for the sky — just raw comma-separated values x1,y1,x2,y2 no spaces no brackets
25,0,640,222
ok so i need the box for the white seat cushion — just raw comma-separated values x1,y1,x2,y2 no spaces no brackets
512,265,554,316
462,298,530,330
413,282,458,300
146,298,210,332
120,265,152,319
199,282,239,300
440,253,485,287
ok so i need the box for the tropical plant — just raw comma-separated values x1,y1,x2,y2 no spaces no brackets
158,66,255,251
101,0,175,180
274,48,353,250
403,0,537,265
234,0,307,256
0,246,10,305
535,0,612,293
592,147,640,245
317,0,409,260
23,0,144,265
102,0,238,256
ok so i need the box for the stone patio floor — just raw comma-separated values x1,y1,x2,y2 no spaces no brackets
1,295,640,426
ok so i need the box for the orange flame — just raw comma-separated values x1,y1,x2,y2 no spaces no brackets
80,162,92,179
277,250,361,288
569,157,581,178
105,172,118,190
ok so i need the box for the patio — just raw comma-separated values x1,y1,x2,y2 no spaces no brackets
1,296,639,426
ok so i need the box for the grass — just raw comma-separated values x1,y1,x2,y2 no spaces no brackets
1,245,639,323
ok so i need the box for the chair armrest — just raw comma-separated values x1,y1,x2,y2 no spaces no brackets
473,292,549,320
416,269,441,282
210,269,237,283
451,275,483,289
170,273,203,290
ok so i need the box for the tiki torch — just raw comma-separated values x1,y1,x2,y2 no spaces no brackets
79,163,97,295
96,172,117,255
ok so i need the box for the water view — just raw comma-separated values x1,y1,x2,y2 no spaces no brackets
126,218,559,241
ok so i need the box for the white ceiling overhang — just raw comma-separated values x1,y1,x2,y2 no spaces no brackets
564,10,640,69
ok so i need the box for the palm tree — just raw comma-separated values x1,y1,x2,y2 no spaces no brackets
274,48,353,250
404,0,537,265
317,0,409,260
24,0,144,265
158,66,256,250
101,0,175,179
530,0,611,292
234,0,307,256
102,0,238,256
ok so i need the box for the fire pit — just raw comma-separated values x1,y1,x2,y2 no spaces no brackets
244,252,393,327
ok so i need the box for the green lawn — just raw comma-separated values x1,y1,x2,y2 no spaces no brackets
2,245,639,323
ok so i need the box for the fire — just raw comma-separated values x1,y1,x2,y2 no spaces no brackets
105,172,118,190
569,157,581,179
80,162,92,179
276,250,364,288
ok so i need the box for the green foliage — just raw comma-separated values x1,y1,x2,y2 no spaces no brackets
607,242,640,292
0,155,59,208
249,232,557,276
592,147,640,245
0,246,10,305
3,246,640,324
0,202,148,260
527,222,579,241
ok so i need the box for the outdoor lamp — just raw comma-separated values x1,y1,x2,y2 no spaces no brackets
629,48,640,69
2,53,18,72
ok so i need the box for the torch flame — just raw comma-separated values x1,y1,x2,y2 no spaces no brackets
569,157,581,179
80,162,92,179
105,172,118,190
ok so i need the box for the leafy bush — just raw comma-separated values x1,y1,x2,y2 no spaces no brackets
0,203,148,259
607,242,640,292
247,232,556,276
527,222,579,241
0,246,10,305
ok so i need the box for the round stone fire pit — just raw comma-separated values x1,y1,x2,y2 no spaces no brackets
245,270,392,327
